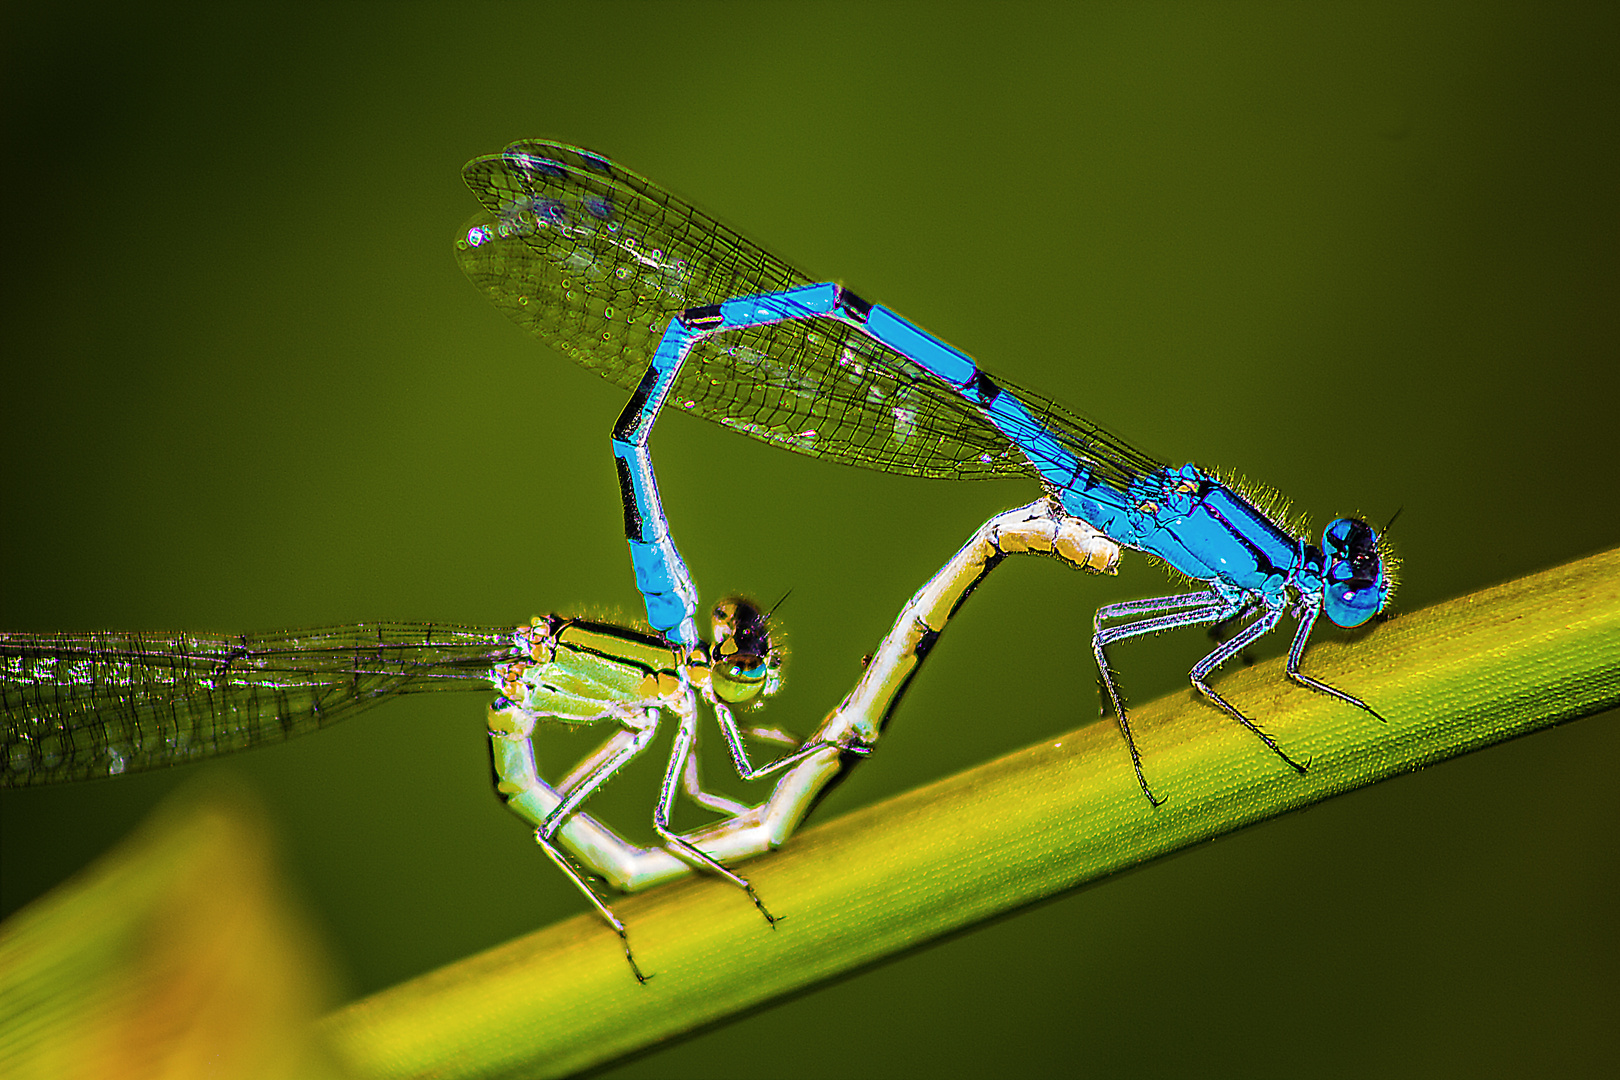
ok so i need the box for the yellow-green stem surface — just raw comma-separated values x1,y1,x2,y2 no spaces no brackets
321,548,1620,1079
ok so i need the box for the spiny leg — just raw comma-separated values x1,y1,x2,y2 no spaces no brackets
1285,604,1388,723
1208,602,1263,666
1187,607,1309,774
731,723,800,748
711,700,842,782
1095,590,1222,626
534,718,659,981
1092,591,1228,805
532,834,652,984
655,697,779,926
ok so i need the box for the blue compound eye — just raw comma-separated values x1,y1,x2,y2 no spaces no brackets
1320,518,1387,627
1323,564,1383,627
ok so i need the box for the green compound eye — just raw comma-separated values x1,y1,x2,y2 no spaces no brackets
711,654,769,704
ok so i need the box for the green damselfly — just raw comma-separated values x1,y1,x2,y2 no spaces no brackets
3,501,1118,979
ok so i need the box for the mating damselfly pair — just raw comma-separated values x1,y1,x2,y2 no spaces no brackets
3,503,1119,979
2,140,1394,979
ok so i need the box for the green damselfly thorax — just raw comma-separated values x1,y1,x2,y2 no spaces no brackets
3,500,1118,978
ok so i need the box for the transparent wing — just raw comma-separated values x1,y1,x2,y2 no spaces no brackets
456,140,1035,480
457,139,1164,489
2,624,519,786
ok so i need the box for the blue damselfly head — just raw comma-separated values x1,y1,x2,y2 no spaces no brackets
708,598,785,706
1319,518,1392,627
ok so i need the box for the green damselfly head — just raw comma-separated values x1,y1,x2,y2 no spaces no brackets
706,597,784,706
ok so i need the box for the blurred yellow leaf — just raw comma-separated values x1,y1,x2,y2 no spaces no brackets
0,781,346,1080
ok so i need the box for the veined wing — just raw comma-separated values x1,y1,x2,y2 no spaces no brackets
2,624,519,786
456,140,1033,480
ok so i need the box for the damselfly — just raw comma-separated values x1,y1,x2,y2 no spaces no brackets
2,500,1118,978
457,140,1398,804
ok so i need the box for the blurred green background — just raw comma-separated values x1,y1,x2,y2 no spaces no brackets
3,3,1616,1076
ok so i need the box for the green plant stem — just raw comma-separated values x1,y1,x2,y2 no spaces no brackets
319,548,1620,1079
